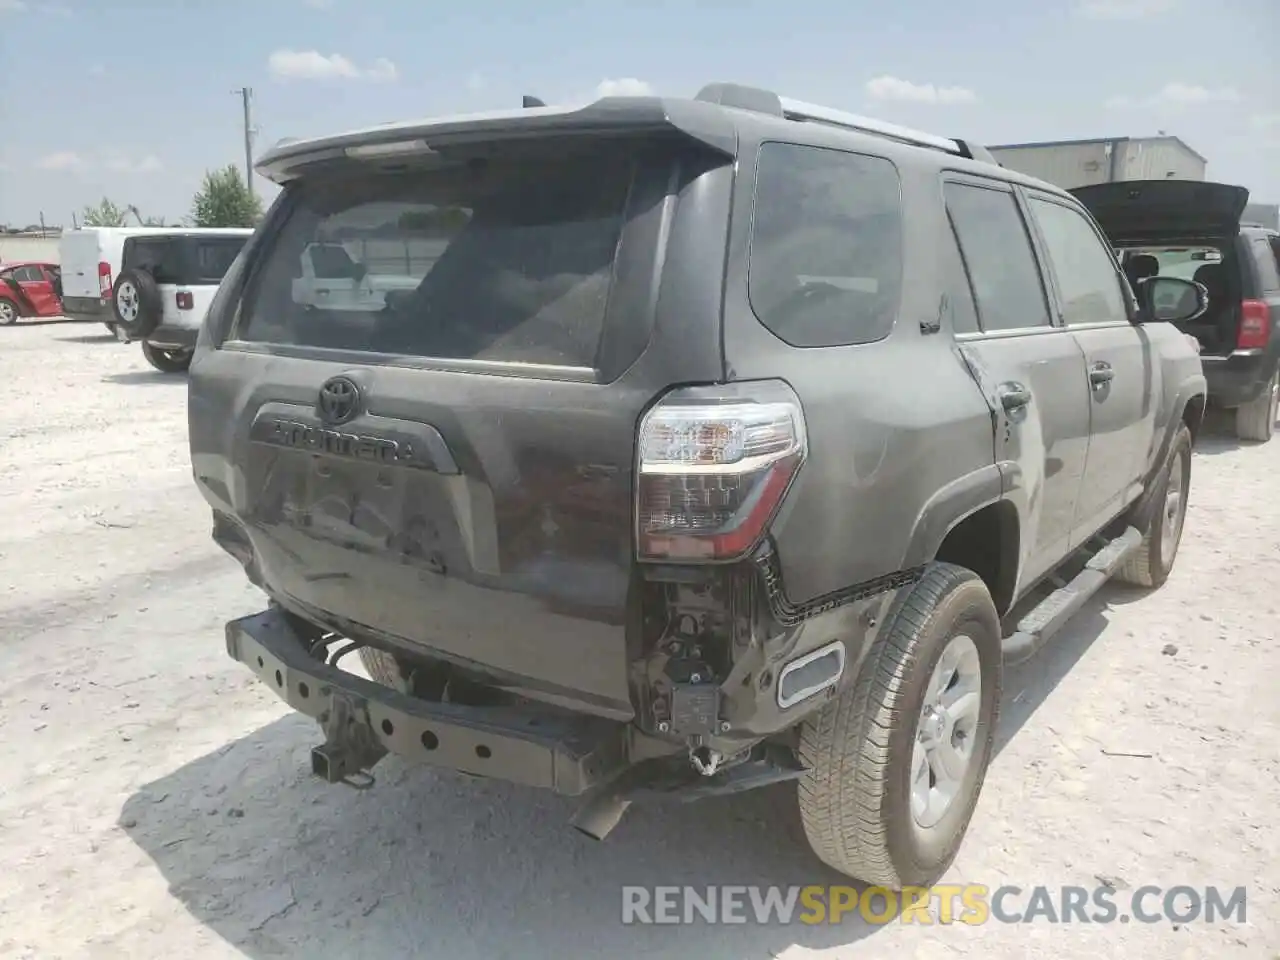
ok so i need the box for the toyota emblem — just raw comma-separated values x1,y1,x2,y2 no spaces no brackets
317,376,361,425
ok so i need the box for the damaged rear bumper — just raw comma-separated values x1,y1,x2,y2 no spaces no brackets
225,607,628,797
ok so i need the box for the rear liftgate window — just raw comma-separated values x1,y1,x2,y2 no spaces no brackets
237,142,637,368
748,142,904,347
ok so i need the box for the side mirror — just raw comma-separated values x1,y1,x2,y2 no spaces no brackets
1135,276,1209,324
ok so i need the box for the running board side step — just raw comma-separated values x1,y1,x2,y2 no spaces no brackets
1001,526,1142,666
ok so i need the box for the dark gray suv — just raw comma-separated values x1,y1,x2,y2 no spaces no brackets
1072,180,1280,442
188,83,1207,890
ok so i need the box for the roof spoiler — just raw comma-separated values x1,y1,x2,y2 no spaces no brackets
693,82,1000,165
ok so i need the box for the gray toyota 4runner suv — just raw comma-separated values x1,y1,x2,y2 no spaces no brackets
189,83,1207,890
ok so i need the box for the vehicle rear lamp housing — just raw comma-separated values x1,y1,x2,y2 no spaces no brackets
1238,299,1271,350
635,380,807,562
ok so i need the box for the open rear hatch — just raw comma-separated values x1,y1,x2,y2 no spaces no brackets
189,110,733,721
1070,179,1250,243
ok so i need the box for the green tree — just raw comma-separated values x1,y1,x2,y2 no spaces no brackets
82,197,129,227
190,165,262,227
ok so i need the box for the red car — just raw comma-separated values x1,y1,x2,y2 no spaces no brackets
0,260,64,325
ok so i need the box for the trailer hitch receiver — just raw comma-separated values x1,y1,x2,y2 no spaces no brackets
310,690,387,789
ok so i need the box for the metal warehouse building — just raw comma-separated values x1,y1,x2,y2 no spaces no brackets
987,136,1208,190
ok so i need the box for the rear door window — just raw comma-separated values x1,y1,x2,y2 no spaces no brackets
1250,237,1280,293
236,142,637,369
192,238,249,283
126,239,183,284
944,181,1052,333
748,142,903,347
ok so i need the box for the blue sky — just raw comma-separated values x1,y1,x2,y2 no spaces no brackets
1,0,1277,227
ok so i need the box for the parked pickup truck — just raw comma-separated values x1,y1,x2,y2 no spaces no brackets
189,82,1207,891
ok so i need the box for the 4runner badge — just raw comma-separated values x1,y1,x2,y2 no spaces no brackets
317,376,361,425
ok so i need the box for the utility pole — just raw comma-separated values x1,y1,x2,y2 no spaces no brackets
233,86,255,199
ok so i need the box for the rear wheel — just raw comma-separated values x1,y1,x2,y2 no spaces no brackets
0,297,18,325
140,341,193,373
358,648,408,692
1116,423,1192,588
797,563,1002,890
1234,371,1278,443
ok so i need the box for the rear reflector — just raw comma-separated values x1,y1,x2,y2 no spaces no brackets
636,380,807,562
1238,299,1271,349
98,261,111,297
176,291,194,310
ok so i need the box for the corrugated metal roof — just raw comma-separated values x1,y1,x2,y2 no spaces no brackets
989,135,1208,165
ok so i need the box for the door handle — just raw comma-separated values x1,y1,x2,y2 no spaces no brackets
1089,362,1114,388
997,382,1032,411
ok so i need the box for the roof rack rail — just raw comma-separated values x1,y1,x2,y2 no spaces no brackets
693,82,999,165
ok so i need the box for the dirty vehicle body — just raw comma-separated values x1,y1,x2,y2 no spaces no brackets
1072,180,1280,442
0,261,63,325
190,84,1207,889
110,229,253,372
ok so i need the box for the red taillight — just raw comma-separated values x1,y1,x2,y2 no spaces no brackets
635,380,807,562
97,261,111,297
176,291,194,310
1238,299,1271,350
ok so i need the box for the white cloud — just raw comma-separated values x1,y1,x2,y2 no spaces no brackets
596,78,656,98
1076,0,1175,18
0,0,28,11
865,75,977,105
364,57,397,82
1106,82,1241,109
102,152,163,174
267,49,397,82
37,151,84,171
89,64,105,77
1251,114,1280,131
466,71,485,93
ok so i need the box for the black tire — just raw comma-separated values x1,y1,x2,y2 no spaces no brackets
797,563,1002,890
111,268,163,340
1234,371,1277,443
1116,423,1192,589
359,648,409,692
0,297,19,326
140,341,193,373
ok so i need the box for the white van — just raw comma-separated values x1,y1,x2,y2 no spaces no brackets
59,227,142,327
105,228,254,371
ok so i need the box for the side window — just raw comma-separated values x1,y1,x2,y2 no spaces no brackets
14,266,46,283
748,142,904,347
943,182,1051,333
194,238,249,283
1028,197,1129,325
127,240,181,284
1251,238,1280,293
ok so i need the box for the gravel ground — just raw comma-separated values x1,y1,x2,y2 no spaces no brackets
1,320,1276,960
